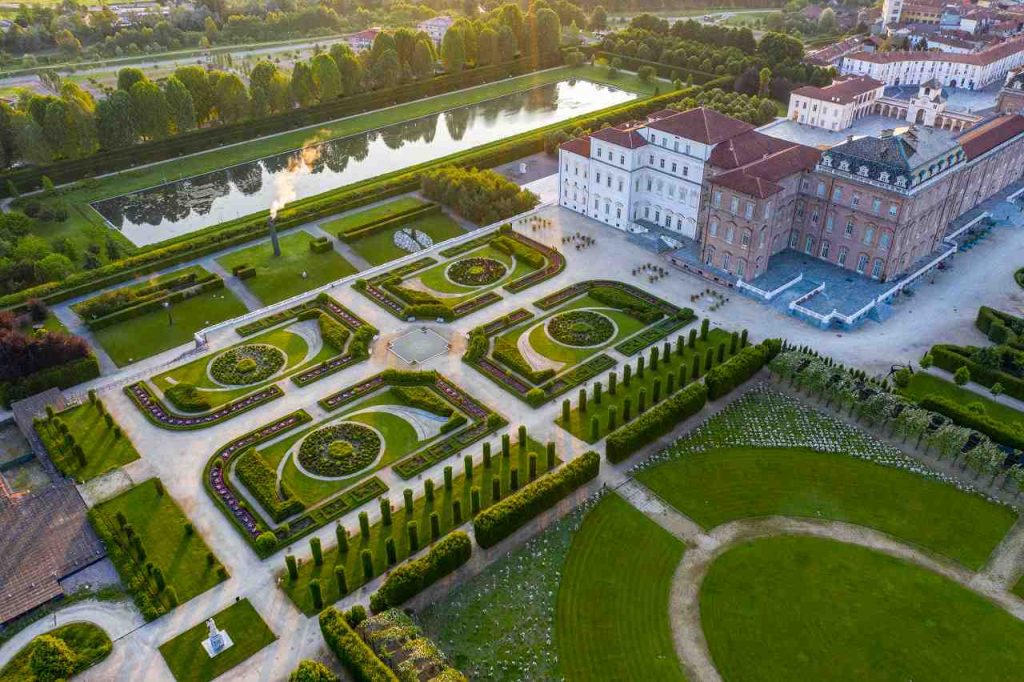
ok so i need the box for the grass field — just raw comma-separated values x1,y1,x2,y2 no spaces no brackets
637,446,1015,570
94,479,226,603
702,536,1024,681
158,599,275,682
348,211,465,266
216,229,357,305
40,399,140,481
321,197,430,235
0,622,112,680
90,270,247,367
282,435,553,614
556,493,686,681
900,371,1024,432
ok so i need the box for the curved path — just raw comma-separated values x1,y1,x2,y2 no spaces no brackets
666,515,1024,682
0,599,144,669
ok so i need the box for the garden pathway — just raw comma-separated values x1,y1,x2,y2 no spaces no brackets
974,516,1024,591
305,223,373,271
0,599,145,669
923,365,1024,414
51,305,118,375
200,257,264,312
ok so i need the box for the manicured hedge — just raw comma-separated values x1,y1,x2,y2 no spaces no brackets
337,203,441,242
473,451,600,548
310,236,333,253
370,531,472,612
0,354,100,406
86,275,224,330
87,509,167,621
930,344,1024,401
235,448,305,523
318,607,398,682
703,340,778,400
604,383,707,464
975,306,1024,348
596,50,719,85
920,395,1024,451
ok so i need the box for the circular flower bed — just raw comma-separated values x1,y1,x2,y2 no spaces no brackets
547,310,614,347
447,257,507,286
210,344,285,385
298,422,381,477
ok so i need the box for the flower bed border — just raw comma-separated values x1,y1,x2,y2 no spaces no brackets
125,381,283,430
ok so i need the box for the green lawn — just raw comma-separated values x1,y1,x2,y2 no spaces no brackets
38,399,140,481
282,435,554,614
91,276,247,367
900,371,1024,432
94,478,226,603
0,622,112,681
556,493,686,682
558,327,730,442
216,230,357,305
151,323,330,409
321,197,430,235
702,536,1024,682
637,447,1016,570
348,211,465,266
158,599,275,682
412,244,532,303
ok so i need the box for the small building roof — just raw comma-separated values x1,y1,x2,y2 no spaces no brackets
791,76,885,104
646,107,754,145
957,113,1024,159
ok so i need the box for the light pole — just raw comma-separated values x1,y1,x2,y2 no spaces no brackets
164,300,173,326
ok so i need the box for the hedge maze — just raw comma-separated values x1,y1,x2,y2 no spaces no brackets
354,224,565,321
466,280,694,406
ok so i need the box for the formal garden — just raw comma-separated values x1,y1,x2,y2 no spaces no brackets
0,622,112,682
34,391,140,481
89,478,228,621
216,229,358,305
158,598,275,682
126,293,376,429
354,224,564,321
324,197,466,266
205,369,511,558
466,280,695,406
71,265,248,367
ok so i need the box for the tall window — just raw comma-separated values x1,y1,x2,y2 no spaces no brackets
820,241,830,259
741,230,751,247
726,226,735,243
871,259,883,279
789,231,800,248
730,196,740,213
863,226,875,245
871,198,881,213
856,253,869,273
723,253,732,270
851,193,860,208
745,202,754,219
838,247,848,266
804,235,814,254
888,204,898,217
713,191,722,207
879,232,891,250
832,187,843,201
825,213,834,232
709,218,718,237
816,181,825,197
844,218,854,237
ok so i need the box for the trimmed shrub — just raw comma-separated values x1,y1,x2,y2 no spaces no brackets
319,607,397,682
163,383,211,413
605,383,707,464
474,452,600,548
318,314,350,352
236,449,305,522
370,532,472,612
920,395,1024,450
310,236,333,253
703,340,777,400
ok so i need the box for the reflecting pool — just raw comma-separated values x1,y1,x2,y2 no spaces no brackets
93,79,636,246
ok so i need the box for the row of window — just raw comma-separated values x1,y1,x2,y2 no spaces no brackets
791,231,886,278
711,190,768,220
796,205,894,249
803,179,900,216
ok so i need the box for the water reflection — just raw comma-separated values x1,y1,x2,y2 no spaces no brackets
93,79,636,246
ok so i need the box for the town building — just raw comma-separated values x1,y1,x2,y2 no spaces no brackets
998,67,1024,112
346,28,380,52
418,16,454,45
841,35,1024,88
788,76,886,131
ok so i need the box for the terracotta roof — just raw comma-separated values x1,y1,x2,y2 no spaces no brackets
559,136,591,156
957,114,1024,159
590,124,647,149
791,76,884,104
845,35,1024,66
708,130,795,170
646,107,753,145
712,144,821,199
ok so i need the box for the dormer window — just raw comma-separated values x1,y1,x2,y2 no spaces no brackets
839,160,850,172
879,171,890,183
821,155,833,167
895,176,907,188
858,165,869,177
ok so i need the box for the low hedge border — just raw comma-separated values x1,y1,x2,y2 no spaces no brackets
605,382,708,464
87,508,169,622
235,448,306,523
319,607,398,682
920,395,1024,451
125,381,283,431
473,451,600,548
337,203,441,242
4,81,700,311
930,344,1024,402
84,275,224,331
704,340,777,401
975,306,1024,349
369,531,472,613
615,310,696,355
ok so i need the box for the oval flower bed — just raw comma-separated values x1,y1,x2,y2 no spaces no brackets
298,422,382,477
447,257,507,286
210,344,286,385
547,310,614,347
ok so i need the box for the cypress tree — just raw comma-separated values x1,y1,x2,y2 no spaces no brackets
741,329,749,346
464,454,473,479
562,398,571,423
510,467,520,491
286,554,298,580
444,466,453,490
579,388,587,413
453,500,463,525
623,397,632,422
154,567,166,592
624,364,632,386
518,425,527,452
688,328,697,348
492,478,501,502
336,525,349,553
609,371,617,395
359,511,370,540
667,372,675,395
637,356,645,378
704,347,714,371
483,442,492,467
360,550,374,580
594,381,602,405
717,343,725,363
335,565,348,594
404,489,414,514
638,388,647,414
309,577,321,606
502,433,511,457
700,318,709,340
691,354,701,380
590,416,600,441
653,377,662,403
407,522,419,552
608,405,618,431
380,498,392,526
310,537,323,565
676,335,684,356
385,537,397,565
546,441,556,469
528,453,537,481
429,512,441,540
730,331,739,354
650,346,658,371
425,479,435,502
471,487,481,514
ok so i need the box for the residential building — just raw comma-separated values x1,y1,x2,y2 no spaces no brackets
418,16,454,45
346,28,380,52
788,76,886,130
841,35,1024,87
